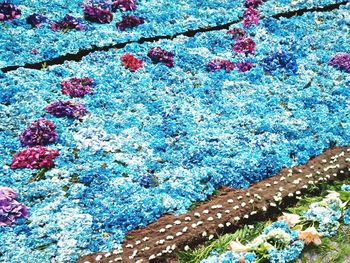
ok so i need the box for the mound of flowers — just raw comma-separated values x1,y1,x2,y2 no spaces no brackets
0,1,349,262
0,0,348,67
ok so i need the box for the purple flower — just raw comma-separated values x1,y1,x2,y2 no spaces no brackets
206,59,236,72
26,13,47,28
243,7,260,27
245,0,264,8
112,0,137,11
0,3,21,22
147,47,175,68
236,61,254,72
328,53,350,73
45,100,89,119
232,38,256,54
0,187,29,227
116,15,144,30
61,77,94,97
84,5,113,24
11,146,60,169
19,118,58,147
226,28,247,40
51,14,85,31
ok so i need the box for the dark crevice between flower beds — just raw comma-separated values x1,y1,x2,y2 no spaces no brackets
1,0,348,74
76,146,350,263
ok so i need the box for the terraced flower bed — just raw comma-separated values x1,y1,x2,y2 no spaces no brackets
0,0,350,262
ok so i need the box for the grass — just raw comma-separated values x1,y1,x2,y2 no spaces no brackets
177,178,350,263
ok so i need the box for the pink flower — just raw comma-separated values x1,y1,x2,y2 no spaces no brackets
121,53,143,71
243,7,260,27
278,213,301,227
232,38,256,54
11,146,60,169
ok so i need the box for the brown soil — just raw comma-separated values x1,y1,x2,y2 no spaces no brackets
76,146,350,263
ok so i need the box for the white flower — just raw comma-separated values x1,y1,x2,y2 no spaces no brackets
278,212,301,227
228,240,249,253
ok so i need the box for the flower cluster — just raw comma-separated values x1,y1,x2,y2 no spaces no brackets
245,0,264,8
139,173,159,188
0,3,21,22
232,37,256,54
226,28,247,40
45,100,89,119
147,47,175,68
83,5,113,24
206,59,236,72
116,15,144,30
236,61,254,72
26,13,47,28
261,50,298,75
328,53,350,73
61,77,94,98
11,146,60,169
51,15,85,31
243,7,260,27
19,118,58,147
0,187,28,227
112,0,137,11
121,53,143,71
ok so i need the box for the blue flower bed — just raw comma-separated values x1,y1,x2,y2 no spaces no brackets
0,0,347,68
0,3,350,262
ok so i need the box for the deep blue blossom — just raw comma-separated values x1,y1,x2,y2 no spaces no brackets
261,50,298,75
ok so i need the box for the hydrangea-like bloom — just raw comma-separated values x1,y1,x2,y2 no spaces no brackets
51,15,85,31
0,187,29,226
26,13,47,28
19,118,58,147
112,0,137,11
243,7,260,27
245,0,264,8
147,47,175,68
45,100,89,119
11,146,60,169
0,3,21,22
261,50,298,75
206,59,236,72
61,77,94,97
117,15,144,30
232,38,256,54
237,61,254,72
328,53,350,73
344,209,350,225
227,28,247,40
84,6,113,24
121,53,143,71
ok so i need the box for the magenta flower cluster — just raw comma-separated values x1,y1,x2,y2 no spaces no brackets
11,146,60,169
0,3,21,21
84,5,113,24
19,118,58,147
26,13,47,28
51,14,85,31
227,28,247,40
245,0,264,8
112,0,137,11
206,59,236,72
328,53,350,73
61,77,94,97
117,15,144,30
0,188,29,227
147,47,175,68
243,7,260,27
232,37,256,54
45,100,89,119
